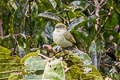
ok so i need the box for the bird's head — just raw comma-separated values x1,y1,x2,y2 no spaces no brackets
55,23,66,29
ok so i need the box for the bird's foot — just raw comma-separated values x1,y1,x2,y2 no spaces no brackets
53,45,62,53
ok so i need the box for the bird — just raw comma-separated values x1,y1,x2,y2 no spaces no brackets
53,23,76,48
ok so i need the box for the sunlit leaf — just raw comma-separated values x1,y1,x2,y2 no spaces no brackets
42,58,65,80
38,12,62,22
23,74,42,80
24,56,47,71
0,46,11,55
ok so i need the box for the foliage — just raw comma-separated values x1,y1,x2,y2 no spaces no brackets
0,0,120,80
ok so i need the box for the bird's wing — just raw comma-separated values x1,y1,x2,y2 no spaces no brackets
64,31,76,43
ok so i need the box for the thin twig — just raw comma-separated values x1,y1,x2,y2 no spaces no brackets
66,10,71,24
38,50,50,60
84,0,95,7
94,11,111,41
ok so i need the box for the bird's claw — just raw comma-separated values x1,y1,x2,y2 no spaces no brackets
53,45,62,53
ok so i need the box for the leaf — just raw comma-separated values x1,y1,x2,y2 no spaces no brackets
23,74,42,80
0,56,23,79
9,0,17,10
49,0,57,9
38,12,62,22
89,41,98,68
8,72,22,80
21,51,38,63
0,46,12,59
87,15,97,23
18,45,26,58
69,1,90,11
66,65,103,80
44,21,54,40
68,16,85,31
55,0,63,8
0,46,11,55
42,58,65,80
104,13,119,29
24,56,47,71
72,49,92,65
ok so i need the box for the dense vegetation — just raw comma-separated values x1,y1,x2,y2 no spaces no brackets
0,0,120,80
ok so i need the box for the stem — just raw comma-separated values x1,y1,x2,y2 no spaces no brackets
94,0,100,31
94,11,111,41
0,19,4,38
28,1,32,37
11,35,18,56
66,10,70,24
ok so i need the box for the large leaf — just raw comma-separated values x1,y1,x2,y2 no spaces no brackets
23,74,42,80
44,21,54,43
0,46,11,55
24,56,47,71
72,49,92,65
68,16,85,31
42,58,65,80
0,53,23,80
69,1,90,11
38,12,62,22
89,41,98,68
0,46,12,59
21,51,38,63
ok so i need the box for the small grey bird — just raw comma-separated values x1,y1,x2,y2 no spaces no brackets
53,23,76,48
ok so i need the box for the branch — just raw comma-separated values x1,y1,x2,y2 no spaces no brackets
84,0,95,7
38,50,50,60
94,11,111,41
99,0,105,6
0,19,4,38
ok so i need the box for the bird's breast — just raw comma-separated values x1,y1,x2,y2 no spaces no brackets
53,30,73,47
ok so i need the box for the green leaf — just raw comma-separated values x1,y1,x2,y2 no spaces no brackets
8,73,22,80
0,46,11,55
104,13,119,29
68,16,85,31
24,56,47,71
18,45,26,58
69,1,90,11
0,56,23,80
42,58,65,80
0,46,12,59
87,15,97,23
9,0,17,10
89,41,98,68
23,74,42,80
49,0,57,9
38,12,62,22
73,49,92,65
21,51,38,63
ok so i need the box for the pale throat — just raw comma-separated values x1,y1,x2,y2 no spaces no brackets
55,28,66,32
